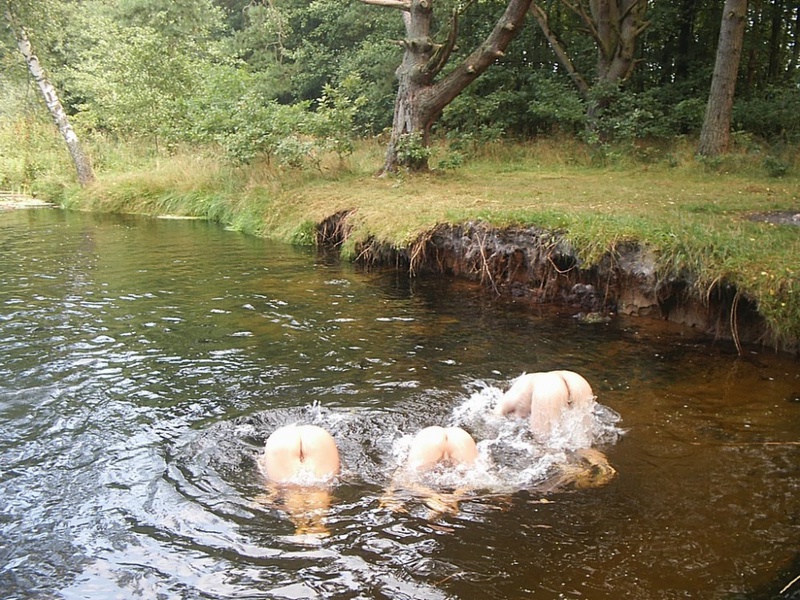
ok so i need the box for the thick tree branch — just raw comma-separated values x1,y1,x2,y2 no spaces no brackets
358,0,412,11
380,0,531,172
427,0,532,113
619,0,645,22
422,9,459,79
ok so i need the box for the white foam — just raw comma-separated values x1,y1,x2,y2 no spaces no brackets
444,381,624,491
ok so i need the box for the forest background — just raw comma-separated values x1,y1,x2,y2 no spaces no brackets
1,0,799,348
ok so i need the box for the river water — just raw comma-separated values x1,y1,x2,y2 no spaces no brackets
1,209,798,600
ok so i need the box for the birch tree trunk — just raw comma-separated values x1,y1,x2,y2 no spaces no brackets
697,0,748,157
5,8,95,186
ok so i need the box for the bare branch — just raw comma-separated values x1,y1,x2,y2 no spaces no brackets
561,0,601,44
619,0,647,22
633,19,651,37
358,0,411,10
530,3,590,97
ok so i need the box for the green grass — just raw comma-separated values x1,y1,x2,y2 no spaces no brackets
3,123,799,347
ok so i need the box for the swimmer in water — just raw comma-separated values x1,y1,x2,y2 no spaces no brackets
382,426,480,518
256,424,340,537
406,425,479,470
259,424,340,483
494,370,595,441
495,371,617,489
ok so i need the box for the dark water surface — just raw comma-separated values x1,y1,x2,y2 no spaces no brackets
1,209,798,600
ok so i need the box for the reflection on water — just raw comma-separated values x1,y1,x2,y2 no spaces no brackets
1,209,799,600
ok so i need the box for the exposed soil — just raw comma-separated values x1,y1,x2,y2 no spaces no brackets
316,212,798,355
747,210,800,226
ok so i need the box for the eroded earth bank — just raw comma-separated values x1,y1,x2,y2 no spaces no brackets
317,211,798,355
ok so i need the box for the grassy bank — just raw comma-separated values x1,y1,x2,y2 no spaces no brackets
11,134,800,348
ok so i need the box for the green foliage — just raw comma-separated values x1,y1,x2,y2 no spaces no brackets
441,71,585,138
694,152,724,172
289,220,316,245
5,0,800,161
585,84,671,143
9,0,800,165
0,78,73,190
436,150,465,171
329,39,399,134
525,74,587,134
223,97,310,165
61,4,219,146
187,70,366,168
184,61,254,144
762,155,790,178
395,133,431,169
111,0,226,40
228,0,400,134
670,98,707,134
733,86,800,143
230,1,292,73
309,74,369,159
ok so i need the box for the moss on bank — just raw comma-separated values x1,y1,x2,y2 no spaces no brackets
48,140,800,353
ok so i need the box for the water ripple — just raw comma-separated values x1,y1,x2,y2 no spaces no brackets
2,211,799,600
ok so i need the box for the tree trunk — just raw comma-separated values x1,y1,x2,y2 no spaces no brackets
788,9,800,80
5,9,95,186
697,0,748,157
742,0,762,93
587,0,648,137
592,0,641,84
532,0,648,140
766,0,785,83
362,0,533,173
383,0,439,173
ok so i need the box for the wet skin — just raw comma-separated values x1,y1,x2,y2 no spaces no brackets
257,424,340,536
495,370,595,441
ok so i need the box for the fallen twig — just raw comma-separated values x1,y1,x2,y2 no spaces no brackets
731,290,743,356
690,441,800,447
780,573,800,595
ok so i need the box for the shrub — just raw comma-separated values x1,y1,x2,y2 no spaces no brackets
733,86,800,143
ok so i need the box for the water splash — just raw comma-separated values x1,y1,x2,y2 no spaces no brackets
443,381,624,491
